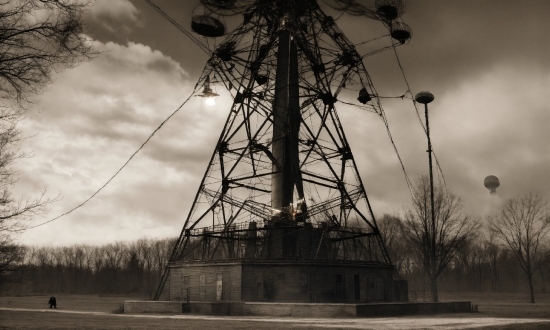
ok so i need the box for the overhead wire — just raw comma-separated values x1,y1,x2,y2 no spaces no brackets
354,34,390,46
379,109,414,194
23,86,199,231
333,9,346,22
23,0,238,231
144,0,212,55
355,47,414,195
391,45,447,187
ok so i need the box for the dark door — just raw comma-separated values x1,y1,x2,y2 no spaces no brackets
334,274,343,302
256,272,263,300
199,274,206,300
354,274,360,301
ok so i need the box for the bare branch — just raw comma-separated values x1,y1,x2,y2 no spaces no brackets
0,0,94,282
400,176,480,302
487,193,550,303
0,0,96,105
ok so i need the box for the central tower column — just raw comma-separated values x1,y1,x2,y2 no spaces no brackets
271,25,300,216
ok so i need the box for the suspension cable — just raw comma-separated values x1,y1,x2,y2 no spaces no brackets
144,0,212,55
24,87,198,231
391,45,447,187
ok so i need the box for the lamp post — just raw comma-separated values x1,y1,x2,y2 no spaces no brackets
415,91,437,301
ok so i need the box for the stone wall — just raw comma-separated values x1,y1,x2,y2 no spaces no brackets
242,302,356,317
356,301,472,316
125,300,472,317
169,262,242,301
124,301,183,314
241,262,394,303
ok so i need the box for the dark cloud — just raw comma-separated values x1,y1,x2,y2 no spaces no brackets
387,1,549,91
86,0,141,37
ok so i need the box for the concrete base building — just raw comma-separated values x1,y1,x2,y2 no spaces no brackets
157,221,405,304
161,260,396,303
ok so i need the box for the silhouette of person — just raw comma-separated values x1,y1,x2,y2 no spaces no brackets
48,296,57,309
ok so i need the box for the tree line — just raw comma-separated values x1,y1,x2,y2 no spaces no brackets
378,180,550,303
1,187,548,301
379,214,550,299
1,238,175,299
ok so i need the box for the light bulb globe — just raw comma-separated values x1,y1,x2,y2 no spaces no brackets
206,97,216,106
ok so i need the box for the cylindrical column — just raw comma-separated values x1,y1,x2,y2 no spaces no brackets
424,103,435,258
271,29,291,213
416,90,437,301
271,28,300,215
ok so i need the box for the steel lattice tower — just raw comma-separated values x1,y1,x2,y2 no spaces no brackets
154,0,411,301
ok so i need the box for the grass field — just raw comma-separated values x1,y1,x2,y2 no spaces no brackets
438,291,550,319
0,292,549,329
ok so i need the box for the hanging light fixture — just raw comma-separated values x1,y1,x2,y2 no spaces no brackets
357,87,371,104
197,75,219,106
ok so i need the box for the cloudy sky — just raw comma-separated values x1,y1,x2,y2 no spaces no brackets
16,0,550,246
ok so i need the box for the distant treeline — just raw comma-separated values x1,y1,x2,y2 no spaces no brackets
1,238,175,298
396,239,549,295
379,215,550,297
1,220,549,297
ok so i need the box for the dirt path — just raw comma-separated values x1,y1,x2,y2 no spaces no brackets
1,307,549,329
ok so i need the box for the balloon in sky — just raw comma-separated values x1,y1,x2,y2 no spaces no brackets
484,175,500,193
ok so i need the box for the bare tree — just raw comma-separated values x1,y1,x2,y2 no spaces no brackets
137,239,156,298
0,107,54,282
0,0,93,283
401,176,480,302
0,241,24,283
152,238,175,277
487,193,550,303
0,110,52,208
484,235,501,292
0,0,94,104
378,214,411,276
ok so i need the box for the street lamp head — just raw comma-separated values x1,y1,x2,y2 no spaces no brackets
357,87,372,104
415,91,434,104
197,75,219,106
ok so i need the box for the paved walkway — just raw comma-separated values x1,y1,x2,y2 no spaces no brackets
1,307,548,329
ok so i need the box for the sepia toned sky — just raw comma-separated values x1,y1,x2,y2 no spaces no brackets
16,0,550,246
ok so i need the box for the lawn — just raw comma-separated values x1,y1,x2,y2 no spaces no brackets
438,291,550,319
0,294,125,313
0,293,548,329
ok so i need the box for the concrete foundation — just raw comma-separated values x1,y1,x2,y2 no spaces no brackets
124,301,184,314
243,302,356,317
162,260,396,303
124,300,473,317
356,301,473,317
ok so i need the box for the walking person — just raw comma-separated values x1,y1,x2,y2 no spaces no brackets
48,296,57,309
